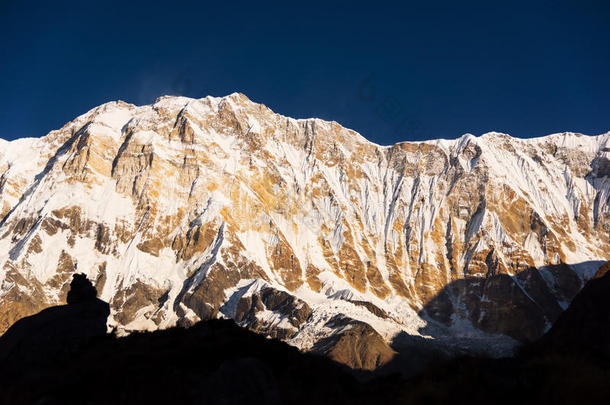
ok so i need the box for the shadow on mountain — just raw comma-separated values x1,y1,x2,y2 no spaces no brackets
359,261,606,380
0,275,399,405
396,265,610,405
523,260,610,359
0,273,109,366
0,321,403,405
1,265,609,404
417,261,605,343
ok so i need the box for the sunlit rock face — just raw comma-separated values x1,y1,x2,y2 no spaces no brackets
0,93,608,366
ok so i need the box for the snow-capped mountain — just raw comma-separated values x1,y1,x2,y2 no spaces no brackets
0,93,608,368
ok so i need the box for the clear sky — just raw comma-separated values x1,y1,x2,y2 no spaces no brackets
1,0,609,145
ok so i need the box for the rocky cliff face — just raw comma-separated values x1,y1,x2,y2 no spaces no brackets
0,93,608,366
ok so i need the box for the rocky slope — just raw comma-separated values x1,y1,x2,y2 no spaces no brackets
0,93,608,365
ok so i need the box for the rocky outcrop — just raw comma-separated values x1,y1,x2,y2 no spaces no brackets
313,315,396,370
234,287,312,339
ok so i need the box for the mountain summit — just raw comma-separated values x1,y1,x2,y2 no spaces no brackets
0,93,608,366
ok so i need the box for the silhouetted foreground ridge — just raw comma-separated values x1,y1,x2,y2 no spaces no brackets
402,267,610,405
1,270,609,404
0,275,397,404
0,273,109,365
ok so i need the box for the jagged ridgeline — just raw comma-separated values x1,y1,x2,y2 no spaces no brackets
0,93,608,368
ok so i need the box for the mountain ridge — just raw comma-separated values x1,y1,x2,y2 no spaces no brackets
0,93,608,366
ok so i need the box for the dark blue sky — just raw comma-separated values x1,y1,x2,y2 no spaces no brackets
1,0,609,145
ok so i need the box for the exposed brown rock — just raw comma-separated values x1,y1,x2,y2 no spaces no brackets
0,269,50,335
94,262,107,294
26,235,43,254
234,287,312,339
0,293,46,336
267,232,303,291
313,316,396,370
111,280,166,325
305,263,322,292
347,300,390,319
365,263,391,299
179,257,268,322
593,261,610,279
41,217,67,236
136,237,164,256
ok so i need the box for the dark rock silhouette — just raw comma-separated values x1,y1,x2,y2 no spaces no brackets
0,265,609,404
0,273,109,367
417,263,606,343
523,266,610,360
0,318,399,405
401,263,610,405
66,272,98,304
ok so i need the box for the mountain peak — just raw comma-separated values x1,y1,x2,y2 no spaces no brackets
0,95,608,366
